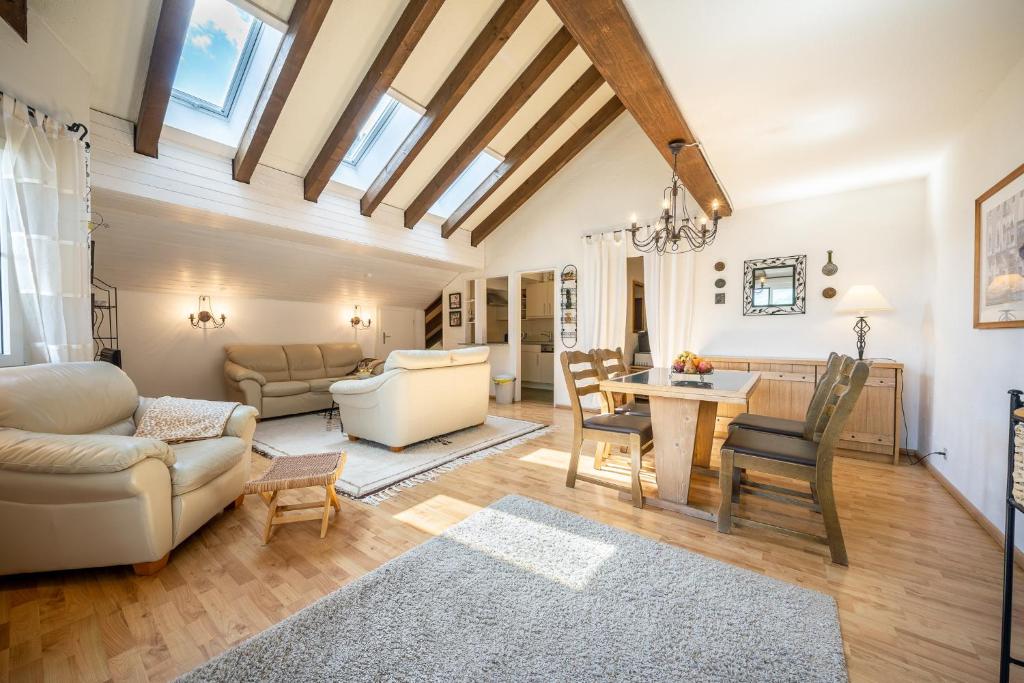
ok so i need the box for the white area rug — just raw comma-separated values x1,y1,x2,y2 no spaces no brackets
252,414,549,503
179,495,848,682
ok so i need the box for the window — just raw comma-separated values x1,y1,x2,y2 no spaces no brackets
343,95,400,167
429,150,503,219
172,0,263,118
331,91,423,190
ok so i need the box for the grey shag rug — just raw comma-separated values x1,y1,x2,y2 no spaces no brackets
179,496,847,682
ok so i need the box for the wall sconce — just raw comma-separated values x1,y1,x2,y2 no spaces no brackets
350,305,371,329
188,295,226,329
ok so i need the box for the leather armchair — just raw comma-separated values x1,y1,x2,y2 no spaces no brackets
0,362,257,576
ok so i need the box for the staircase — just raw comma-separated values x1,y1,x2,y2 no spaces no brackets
425,294,443,349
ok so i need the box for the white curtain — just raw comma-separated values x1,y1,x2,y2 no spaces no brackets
581,233,628,408
643,250,696,367
0,96,91,363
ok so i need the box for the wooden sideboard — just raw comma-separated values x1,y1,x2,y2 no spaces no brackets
704,356,904,464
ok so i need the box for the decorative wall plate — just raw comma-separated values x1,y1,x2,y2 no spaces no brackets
822,287,837,299
714,261,726,272
714,278,726,289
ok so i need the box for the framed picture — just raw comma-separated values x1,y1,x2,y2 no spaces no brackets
449,310,462,327
975,163,1024,328
742,255,806,316
448,292,462,310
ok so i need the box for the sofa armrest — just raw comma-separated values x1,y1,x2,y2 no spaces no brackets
225,361,266,386
0,429,175,474
330,369,402,395
224,405,259,440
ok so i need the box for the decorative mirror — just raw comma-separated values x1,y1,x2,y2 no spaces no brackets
743,255,806,316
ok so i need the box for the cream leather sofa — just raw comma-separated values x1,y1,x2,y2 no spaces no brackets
0,362,257,576
224,343,379,419
330,347,490,450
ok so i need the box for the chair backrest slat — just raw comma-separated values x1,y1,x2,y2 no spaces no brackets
814,360,870,470
561,350,601,429
802,353,852,439
592,347,632,412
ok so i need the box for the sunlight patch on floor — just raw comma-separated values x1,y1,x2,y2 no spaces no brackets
517,447,570,468
445,508,616,591
393,495,483,536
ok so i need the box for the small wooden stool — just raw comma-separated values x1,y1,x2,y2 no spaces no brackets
243,452,347,544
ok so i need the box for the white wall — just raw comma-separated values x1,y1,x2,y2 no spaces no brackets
0,10,91,123
688,179,929,448
116,290,409,400
920,56,1024,538
479,114,929,438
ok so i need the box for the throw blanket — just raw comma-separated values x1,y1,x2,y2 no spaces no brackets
135,397,240,443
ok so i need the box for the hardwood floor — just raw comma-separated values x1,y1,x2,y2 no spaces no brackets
0,398,1019,681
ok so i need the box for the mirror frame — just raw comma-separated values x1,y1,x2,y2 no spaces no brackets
742,254,807,316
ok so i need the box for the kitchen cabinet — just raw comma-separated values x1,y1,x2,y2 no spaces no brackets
521,345,554,385
524,281,554,318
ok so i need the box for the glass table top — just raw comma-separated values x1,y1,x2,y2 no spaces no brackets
605,367,758,393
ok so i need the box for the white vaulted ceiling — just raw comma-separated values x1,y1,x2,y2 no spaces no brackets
624,0,1024,209
25,0,1024,307
90,191,458,308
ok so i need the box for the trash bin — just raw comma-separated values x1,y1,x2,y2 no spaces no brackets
493,374,516,404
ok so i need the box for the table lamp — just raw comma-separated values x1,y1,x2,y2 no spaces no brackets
835,285,892,360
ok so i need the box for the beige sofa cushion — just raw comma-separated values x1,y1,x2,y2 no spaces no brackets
384,349,452,371
263,380,310,397
0,362,139,434
169,437,246,496
284,344,327,381
0,429,174,474
451,346,490,366
320,343,362,376
308,376,349,392
225,345,291,382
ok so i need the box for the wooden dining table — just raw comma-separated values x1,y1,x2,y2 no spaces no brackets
599,367,761,519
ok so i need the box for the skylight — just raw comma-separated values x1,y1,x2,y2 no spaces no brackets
172,0,262,117
343,95,400,167
331,91,423,191
429,150,503,219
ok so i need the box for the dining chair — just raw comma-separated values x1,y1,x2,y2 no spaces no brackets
728,352,849,440
592,347,650,418
717,359,870,565
561,350,653,507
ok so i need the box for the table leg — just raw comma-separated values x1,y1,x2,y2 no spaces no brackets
648,397,719,506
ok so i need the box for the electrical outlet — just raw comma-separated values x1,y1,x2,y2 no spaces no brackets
940,448,949,460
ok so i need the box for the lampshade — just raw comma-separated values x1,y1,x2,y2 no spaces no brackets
835,285,892,316
986,273,1024,299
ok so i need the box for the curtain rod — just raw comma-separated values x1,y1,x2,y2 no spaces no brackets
0,90,90,148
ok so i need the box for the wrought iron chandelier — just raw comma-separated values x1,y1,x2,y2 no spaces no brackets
629,139,721,255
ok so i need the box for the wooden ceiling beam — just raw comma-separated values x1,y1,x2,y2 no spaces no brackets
403,27,575,229
470,96,624,246
134,0,195,158
0,0,27,42
545,0,731,216
441,65,602,238
233,0,332,183
302,0,444,202
359,0,539,218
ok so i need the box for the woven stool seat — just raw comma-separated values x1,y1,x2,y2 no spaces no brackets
244,452,347,544
245,452,343,494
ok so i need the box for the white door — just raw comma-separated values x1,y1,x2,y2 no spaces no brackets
378,306,421,358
